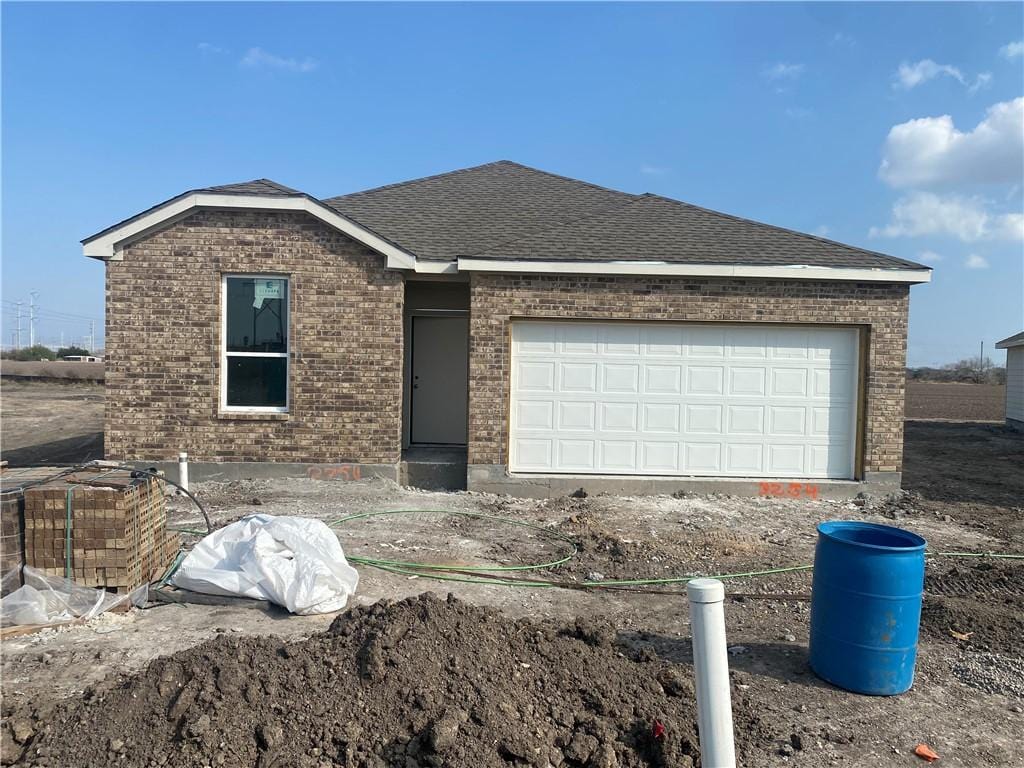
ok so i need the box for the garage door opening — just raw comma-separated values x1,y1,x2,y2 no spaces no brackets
509,321,860,479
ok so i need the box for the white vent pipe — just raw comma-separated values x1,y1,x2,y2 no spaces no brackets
177,451,189,493
687,578,736,768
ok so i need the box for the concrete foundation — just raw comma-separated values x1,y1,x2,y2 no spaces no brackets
467,465,902,500
144,461,400,484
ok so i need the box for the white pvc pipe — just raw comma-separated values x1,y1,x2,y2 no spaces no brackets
177,451,189,493
687,577,736,768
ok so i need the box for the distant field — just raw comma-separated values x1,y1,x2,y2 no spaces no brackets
905,381,1005,421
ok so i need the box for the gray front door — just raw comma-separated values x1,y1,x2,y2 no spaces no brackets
411,315,469,445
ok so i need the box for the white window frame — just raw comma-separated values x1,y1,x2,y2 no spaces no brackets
220,274,290,414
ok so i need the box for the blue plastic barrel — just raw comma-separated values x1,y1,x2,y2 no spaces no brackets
809,521,926,695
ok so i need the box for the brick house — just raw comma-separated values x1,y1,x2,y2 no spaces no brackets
83,161,930,497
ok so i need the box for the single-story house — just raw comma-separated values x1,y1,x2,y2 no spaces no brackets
83,161,931,497
996,331,1024,431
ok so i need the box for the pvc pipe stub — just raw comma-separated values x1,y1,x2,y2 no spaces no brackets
687,578,725,604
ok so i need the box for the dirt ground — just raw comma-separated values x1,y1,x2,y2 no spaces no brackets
905,381,1005,421
0,382,103,466
0,417,1019,765
1,384,1022,767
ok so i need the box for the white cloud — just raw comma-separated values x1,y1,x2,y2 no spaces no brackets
892,59,991,94
198,42,227,55
241,47,317,73
968,72,993,95
762,62,804,81
965,253,989,269
918,250,943,263
814,225,831,237
893,59,966,90
785,107,813,120
869,192,1024,242
830,32,856,48
879,97,1024,188
640,164,669,176
1000,41,1024,59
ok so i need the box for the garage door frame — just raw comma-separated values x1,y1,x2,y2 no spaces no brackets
506,318,865,480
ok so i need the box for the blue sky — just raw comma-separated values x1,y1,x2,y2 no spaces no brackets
3,2,1022,365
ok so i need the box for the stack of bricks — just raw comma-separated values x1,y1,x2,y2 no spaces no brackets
21,470,180,592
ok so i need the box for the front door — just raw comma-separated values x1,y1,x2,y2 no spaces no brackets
411,315,469,445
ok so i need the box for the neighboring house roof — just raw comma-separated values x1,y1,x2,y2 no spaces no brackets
996,331,1024,349
82,160,932,282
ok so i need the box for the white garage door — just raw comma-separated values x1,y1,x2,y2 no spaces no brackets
509,321,859,479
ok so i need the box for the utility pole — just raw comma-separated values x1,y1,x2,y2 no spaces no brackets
28,291,38,348
980,340,985,382
14,302,23,349
60,330,64,348
89,321,95,353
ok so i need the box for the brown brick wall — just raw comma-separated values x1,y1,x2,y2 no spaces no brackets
468,274,910,474
105,210,404,464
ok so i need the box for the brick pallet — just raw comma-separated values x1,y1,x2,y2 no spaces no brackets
20,470,179,592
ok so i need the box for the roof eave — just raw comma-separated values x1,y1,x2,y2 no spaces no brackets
456,258,932,283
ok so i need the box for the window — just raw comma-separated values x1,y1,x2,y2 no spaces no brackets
221,275,289,411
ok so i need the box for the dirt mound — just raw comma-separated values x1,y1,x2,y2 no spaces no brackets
921,562,1024,655
14,594,766,768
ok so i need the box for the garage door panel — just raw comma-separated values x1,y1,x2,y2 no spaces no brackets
685,404,723,433
728,405,765,434
770,368,809,397
516,401,554,430
729,367,767,396
558,440,596,469
644,326,686,356
687,366,725,395
560,363,598,392
643,403,681,432
688,327,726,358
726,443,764,474
642,441,680,472
558,401,596,430
601,402,639,431
600,441,637,471
644,365,683,394
510,322,858,479
768,406,807,435
603,365,640,393
685,442,722,472
517,362,555,392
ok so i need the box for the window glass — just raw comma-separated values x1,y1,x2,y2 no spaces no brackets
226,357,287,408
226,277,288,353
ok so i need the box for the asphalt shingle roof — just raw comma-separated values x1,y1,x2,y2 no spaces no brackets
197,179,304,196
467,193,926,270
85,163,929,273
325,161,637,262
325,161,926,271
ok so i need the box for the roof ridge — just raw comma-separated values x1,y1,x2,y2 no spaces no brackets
644,194,930,270
494,160,642,200
325,161,516,202
462,195,648,258
199,178,304,196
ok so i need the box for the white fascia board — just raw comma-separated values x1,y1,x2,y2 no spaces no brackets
83,193,419,270
457,258,933,284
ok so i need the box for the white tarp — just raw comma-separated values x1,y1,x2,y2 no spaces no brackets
1,566,147,626
170,514,358,615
